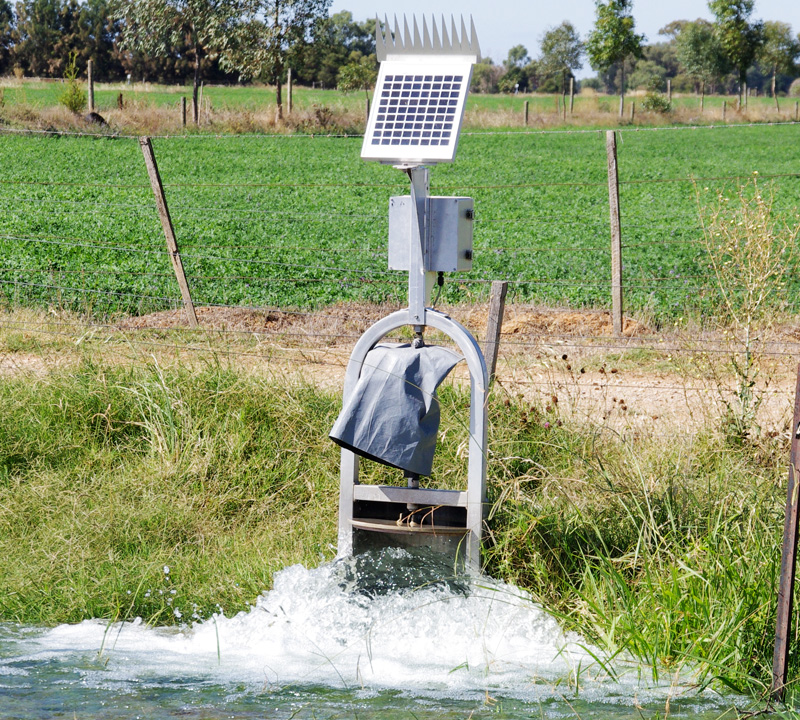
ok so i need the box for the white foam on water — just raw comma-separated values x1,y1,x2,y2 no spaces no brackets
11,551,721,705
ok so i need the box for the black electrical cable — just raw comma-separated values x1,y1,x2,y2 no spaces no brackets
432,271,445,308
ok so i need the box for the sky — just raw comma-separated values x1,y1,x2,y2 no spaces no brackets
327,0,800,77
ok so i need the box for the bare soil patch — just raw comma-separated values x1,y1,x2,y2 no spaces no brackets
4,304,798,436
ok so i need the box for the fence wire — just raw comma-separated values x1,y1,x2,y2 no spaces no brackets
2,121,800,374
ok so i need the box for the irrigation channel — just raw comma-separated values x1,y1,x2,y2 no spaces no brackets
0,548,743,720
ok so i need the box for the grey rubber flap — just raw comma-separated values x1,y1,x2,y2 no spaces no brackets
330,343,463,476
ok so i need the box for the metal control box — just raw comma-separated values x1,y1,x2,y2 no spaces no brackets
388,196,473,272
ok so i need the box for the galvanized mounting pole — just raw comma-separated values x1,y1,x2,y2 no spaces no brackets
407,166,435,325
139,137,198,328
771,364,800,702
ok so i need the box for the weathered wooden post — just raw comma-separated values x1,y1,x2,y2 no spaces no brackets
139,137,198,328
630,101,635,122
524,100,529,126
771,365,800,702
287,68,293,114
181,96,187,127
606,130,623,336
667,78,672,103
722,100,727,121
484,280,508,382
569,76,574,115
87,59,95,112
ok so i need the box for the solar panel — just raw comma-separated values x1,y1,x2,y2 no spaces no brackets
361,16,479,165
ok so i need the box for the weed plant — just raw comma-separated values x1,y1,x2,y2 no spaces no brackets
697,176,800,440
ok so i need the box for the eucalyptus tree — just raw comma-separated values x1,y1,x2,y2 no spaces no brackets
708,0,764,107
0,0,12,75
220,0,331,120
759,21,798,109
288,10,374,88
113,0,241,122
336,53,377,100
586,0,645,116
675,19,727,108
539,21,583,94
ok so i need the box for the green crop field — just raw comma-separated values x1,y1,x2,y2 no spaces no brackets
0,122,799,320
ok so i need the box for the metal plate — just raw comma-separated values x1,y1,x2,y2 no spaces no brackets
351,518,468,535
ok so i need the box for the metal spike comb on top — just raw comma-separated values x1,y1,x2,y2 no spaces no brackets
376,14,480,62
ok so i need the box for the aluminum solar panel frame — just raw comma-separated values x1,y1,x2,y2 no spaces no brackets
361,15,479,165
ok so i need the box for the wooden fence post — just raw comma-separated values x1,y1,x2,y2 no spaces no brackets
771,364,800,702
524,100,529,126
569,76,574,115
795,101,799,123
139,137,198,328
722,100,727,122
87,59,94,112
606,130,623,336
667,78,672,103
181,96,187,127
287,67,293,114
484,280,508,382
630,101,635,122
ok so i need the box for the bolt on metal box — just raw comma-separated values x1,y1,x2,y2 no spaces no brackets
388,196,474,272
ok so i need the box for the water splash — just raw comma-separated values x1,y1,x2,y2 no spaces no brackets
0,549,736,718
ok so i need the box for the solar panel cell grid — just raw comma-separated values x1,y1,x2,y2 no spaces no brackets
371,74,464,147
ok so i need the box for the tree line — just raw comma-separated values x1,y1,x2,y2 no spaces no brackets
480,0,800,111
0,0,376,116
1,0,798,111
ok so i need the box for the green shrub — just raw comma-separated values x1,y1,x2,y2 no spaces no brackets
58,52,87,115
641,91,671,114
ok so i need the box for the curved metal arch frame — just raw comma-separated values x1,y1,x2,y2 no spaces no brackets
336,308,488,572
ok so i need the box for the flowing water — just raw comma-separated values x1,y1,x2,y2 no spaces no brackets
0,549,741,719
